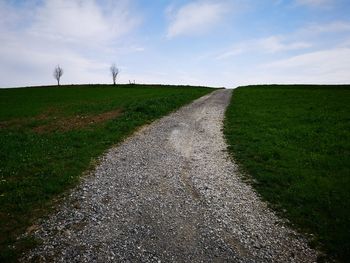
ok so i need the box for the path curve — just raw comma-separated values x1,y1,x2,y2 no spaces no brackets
23,90,317,262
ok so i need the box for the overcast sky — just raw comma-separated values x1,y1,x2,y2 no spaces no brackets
1,0,350,88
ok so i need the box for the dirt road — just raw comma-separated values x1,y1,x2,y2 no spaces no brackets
23,90,317,262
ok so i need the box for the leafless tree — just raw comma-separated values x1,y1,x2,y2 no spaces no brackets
110,64,119,85
53,65,63,86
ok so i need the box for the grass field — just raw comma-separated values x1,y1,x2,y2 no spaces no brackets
224,85,350,262
0,84,213,261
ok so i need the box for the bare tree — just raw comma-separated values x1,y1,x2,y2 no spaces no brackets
53,65,63,86
110,64,119,85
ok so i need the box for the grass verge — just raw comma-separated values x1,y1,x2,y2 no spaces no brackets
224,85,350,262
0,84,213,262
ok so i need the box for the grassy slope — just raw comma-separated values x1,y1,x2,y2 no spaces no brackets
0,84,213,261
224,85,350,262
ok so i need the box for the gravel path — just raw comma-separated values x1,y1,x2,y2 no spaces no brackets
23,90,317,262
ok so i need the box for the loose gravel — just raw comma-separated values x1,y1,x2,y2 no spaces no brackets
22,90,318,262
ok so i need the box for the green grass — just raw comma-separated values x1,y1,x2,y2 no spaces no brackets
0,84,213,262
224,85,350,262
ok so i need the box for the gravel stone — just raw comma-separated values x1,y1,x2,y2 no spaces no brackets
21,90,318,262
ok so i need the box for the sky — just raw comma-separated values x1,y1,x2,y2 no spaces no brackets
0,0,350,88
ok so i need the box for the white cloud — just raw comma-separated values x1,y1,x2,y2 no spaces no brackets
258,36,312,53
210,47,350,87
166,1,229,38
295,0,333,8
300,21,350,35
0,0,141,87
262,47,350,83
0,0,349,88
217,19,350,60
217,36,311,59
0,33,111,86
339,38,350,48
31,0,139,43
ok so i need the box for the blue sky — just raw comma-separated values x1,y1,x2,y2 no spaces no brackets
1,0,350,88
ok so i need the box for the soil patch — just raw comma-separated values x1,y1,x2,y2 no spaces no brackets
0,108,58,130
32,109,122,133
